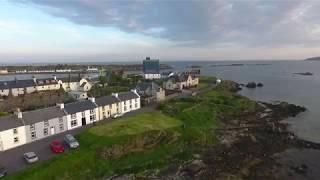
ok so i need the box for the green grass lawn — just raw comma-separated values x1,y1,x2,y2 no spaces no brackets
89,111,182,137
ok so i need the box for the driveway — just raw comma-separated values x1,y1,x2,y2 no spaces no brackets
0,105,156,175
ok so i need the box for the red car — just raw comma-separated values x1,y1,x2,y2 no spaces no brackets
50,140,65,153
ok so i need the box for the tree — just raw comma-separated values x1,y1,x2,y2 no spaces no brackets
99,76,108,87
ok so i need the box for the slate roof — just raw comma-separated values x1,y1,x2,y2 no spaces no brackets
0,79,35,90
95,96,120,106
117,91,139,101
0,106,65,131
136,82,160,92
64,100,97,114
0,115,24,131
22,107,66,125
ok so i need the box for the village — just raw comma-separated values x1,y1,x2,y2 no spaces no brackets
0,57,211,177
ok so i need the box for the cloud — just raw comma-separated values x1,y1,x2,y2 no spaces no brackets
14,0,320,48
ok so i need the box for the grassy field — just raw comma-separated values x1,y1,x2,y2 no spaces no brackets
7,80,257,180
89,111,182,137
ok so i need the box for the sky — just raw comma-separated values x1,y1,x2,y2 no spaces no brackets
1,0,320,63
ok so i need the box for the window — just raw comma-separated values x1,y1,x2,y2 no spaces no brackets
71,114,76,119
59,117,63,123
135,103,138,108
82,112,85,117
109,105,112,109
59,124,64,131
13,128,18,134
30,124,35,131
90,109,94,114
14,137,19,143
129,105,132,108
135,99,138,103
90,115,95,121
124,101,126,105
102,111,105,117
71,120,77,127
43,128,48,136
124,106,127,111
44,120,49,127
116,103,119,107
31,131,36,139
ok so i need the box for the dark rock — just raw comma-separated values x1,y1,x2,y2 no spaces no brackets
257,83,264,87
293,72,313,76
290,164,308,175
246,82,257,88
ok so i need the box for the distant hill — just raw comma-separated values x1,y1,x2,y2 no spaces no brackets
305,57,320,61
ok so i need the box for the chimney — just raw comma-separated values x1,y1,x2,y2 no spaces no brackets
32,75,36,83
15,108,23,119
88,97,95,103
53,75,57,80
57,103,64,109
131,89,137,94
112,93,118,98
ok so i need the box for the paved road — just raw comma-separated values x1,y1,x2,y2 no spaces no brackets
0,105,156,175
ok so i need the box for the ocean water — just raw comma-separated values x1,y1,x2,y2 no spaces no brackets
166,60,320,143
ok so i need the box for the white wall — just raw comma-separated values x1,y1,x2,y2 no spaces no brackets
66,108,99,130
0,89,9,96
144,74,161,80
0,126,27,151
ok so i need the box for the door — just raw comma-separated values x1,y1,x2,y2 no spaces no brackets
82,117,86,126
50,127,55,135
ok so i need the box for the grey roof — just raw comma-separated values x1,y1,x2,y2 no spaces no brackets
22,107,66,125
0,115,24,131
0,79,35,90
118,91,139,101
136,82,160,92
64,100,97,114
95,96,120,106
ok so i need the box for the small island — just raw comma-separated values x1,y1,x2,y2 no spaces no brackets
305,57,320,61
293,72,313,76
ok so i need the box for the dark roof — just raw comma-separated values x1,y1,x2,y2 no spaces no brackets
118,91,139,101
136,82,160,92
0,115,24,131
95,96,120,106
80,82,87,87
0,79,35,90
64,100,97,114
22,107,66,125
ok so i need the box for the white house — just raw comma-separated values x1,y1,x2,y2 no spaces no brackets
0,111,27,151
63,99,99,130
113,90,140,114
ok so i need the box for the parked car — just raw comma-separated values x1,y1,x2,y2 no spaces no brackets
111,113,124,119
50,140,65,153
64,134,79,149
0,166,7,178
23,152,39,164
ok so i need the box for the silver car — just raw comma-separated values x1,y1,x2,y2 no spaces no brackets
64,134,79,149
23,152,39,164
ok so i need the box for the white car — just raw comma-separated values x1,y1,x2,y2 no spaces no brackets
23,152,39,164
111,113,124,119
64,134,79,149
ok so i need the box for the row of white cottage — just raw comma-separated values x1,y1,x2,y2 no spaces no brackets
0,90,140,151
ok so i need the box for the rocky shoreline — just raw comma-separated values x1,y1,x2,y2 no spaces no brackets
107,81,320,180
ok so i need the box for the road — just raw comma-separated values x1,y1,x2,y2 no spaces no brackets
0,105,156,175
